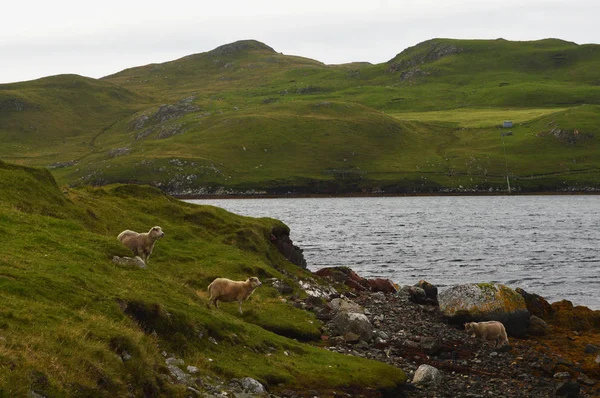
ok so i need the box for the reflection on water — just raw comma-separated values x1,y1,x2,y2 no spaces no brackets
186,196,600,309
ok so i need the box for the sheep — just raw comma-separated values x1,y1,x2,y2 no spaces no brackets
465,321,509,347
207,277,262,314
117,226,165,265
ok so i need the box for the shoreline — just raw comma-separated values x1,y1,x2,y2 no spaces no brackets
176,191,600,200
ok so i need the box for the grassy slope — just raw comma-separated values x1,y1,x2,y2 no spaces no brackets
2,38,600,192
0,161,406,396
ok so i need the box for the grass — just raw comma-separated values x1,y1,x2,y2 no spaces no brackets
0,161,407,396
2,38,600,193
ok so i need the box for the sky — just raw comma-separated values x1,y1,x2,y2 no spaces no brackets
2,0,599,84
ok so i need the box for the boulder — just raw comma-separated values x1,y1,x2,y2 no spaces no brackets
550,300,600,331
528,315,549,336
330,298,364,314
240,377,266,394
516,287,553,319
314,267,369,291
438,283,530,337
416,280,438,303
554,380,580,397
401,285,436,305
367,278,398,294
329,312,373,342
412,364,442,386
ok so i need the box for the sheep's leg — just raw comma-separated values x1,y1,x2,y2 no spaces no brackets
238,301,243,314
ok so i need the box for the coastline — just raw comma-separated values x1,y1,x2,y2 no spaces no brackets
175,191,600,200
308,266,600,397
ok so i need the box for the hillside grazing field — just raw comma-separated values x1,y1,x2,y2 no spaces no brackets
1,38,600,193
0,160,406,396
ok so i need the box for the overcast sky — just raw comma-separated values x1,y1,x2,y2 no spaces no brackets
2,0,599,84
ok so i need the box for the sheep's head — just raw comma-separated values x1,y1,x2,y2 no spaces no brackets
464,322,476,333
248,277,262,289
150,226,165,239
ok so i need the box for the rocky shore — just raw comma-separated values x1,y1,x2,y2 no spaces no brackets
294,267,600,398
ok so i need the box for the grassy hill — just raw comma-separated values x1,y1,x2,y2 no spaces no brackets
2,38,600,194
0,160,406,396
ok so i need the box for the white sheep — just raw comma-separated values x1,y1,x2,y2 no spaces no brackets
465,321,509,347
117,226,165,265
207,277,262,314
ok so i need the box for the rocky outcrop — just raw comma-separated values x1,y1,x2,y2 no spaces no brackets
438,283,530,336
549,300,600,331
270,226,307,268
516,287,554,319
314,266,397,294
389,41,463,72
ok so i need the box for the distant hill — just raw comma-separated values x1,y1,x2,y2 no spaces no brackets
1,38,600,194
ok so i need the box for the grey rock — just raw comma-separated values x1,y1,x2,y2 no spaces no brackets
330,298,364,314
121,351,132,361
438,283,530,337
167,364,189,384
555,380,580,397
166,357,184,366
577,373,596,386
412,364,443,386
330,312,374,342
240,377,266,394
584,344,599,354
187,365,199,374
112,255,146,269
553,372,570,379
420,336,441,355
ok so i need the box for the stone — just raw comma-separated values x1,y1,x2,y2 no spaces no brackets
167,364,189,384
330,312,374,342
240,377,266,394
516,287,553,319
528,315,549,336
112,255,146,269
553,372,570,379
438,283,530,337
550,300,600,332
554,380,580,397
415,280,438,303
420,337,441,356
577,373,596,386
400,286,428,304
187,365,199,374
344,332,360,343
412,364,442,386
367,278,397,294
330,298,364,314
584,344,599,354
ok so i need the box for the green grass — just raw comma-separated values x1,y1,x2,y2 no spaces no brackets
0,161,407,396
2,38,600,193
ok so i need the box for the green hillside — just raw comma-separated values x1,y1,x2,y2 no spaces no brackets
2,38,600,194
0,160,406,396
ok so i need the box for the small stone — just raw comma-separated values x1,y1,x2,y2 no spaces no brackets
166,357,184,366
121,351,132,361
209,337,218,345
584,344,599,354
412,364,443,386
553,372,570,379
555,380,580,397
577,373,597,386
187,365,199,374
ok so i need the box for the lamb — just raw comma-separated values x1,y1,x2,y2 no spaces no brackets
465,321,509,347
117,226,165,265
207,277,262,314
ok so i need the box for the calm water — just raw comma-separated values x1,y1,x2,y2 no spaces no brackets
186,196,600,309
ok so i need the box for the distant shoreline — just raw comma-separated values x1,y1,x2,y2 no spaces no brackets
175,191,600,200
